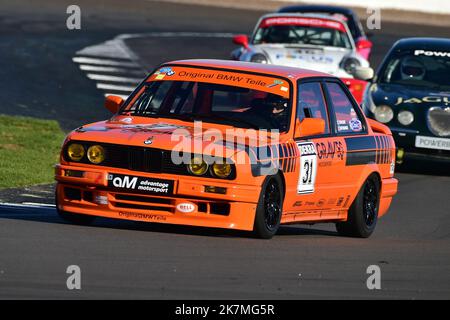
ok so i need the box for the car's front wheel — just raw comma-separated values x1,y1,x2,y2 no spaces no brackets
253,175,284,239
336,173,380,238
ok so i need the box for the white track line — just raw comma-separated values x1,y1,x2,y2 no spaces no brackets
87,73,142,83
21,202,56,207
116,32,235,40
19,194,45,198
79,65,145,74
96,83,136,92
74,32,234,99
0,202,55,209
73,56,138,67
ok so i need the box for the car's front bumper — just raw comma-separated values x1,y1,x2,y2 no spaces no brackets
55,164,261,231
391,128,450,162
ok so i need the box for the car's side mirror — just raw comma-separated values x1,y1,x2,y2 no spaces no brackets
232,34,249,49
356,38,373,50
353,67,374,81
294,118,326,138
104,95,124,114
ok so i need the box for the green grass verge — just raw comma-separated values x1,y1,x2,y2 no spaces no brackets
0,114,65,189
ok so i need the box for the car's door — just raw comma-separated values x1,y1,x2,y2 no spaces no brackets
288,80,346,214
322,79,372,207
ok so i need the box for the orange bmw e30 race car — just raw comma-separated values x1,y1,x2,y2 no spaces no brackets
55,59,398,239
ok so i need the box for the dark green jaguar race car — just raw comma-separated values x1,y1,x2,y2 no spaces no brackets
362,38,450,164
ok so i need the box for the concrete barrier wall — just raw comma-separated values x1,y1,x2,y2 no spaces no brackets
278,0,450,15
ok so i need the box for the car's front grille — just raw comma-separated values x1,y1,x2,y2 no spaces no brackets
428,107,450,137
64,142,189,175
63,142,235,179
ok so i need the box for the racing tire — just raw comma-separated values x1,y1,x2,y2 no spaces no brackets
55,189,95,225
253,175,284,239
336,174,380,238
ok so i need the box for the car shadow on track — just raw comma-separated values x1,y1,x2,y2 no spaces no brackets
0,206,339,239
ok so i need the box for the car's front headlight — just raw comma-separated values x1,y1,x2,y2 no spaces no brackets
188,157,208,176
341,57,361,74
87,145,105,164
211,163,232,178
250,53,268,64
398,110,414,126
374,105,394,123
67,143,85,161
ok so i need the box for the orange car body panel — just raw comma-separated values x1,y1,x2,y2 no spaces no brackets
55,59,397,231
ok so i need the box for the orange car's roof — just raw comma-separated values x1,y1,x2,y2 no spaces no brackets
165,59,332,80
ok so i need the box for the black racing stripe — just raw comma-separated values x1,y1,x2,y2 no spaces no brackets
288,157,293,172
286,143,292,158
345,136,376,152
286,143,292,157
278,145,284,158
379,136,384,164
282,144,288,158
375,136,380,164
346,151,377,166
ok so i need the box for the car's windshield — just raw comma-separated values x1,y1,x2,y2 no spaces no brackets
121,66,292,132
253,17,352,49
379,50,450,90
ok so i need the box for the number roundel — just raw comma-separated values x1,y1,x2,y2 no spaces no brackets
297,142,318,194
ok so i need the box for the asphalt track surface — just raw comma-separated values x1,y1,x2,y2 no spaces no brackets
0,0,449,299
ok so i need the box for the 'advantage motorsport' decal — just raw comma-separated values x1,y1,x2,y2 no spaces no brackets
108,174,174,195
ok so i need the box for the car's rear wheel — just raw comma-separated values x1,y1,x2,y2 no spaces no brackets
336,173,380,238
253,175,284,239
55,188,95,225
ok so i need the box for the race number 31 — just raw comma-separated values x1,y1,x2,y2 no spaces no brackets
297,142,318,194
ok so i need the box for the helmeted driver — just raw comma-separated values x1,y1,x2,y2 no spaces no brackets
400,56,426,80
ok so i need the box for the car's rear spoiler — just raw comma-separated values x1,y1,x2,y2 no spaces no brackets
367,118,392,135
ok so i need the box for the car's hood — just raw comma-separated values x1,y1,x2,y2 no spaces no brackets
256,44,351,76
67,116,283,156
372,83,450,110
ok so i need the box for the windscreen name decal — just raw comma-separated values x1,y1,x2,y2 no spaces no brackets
414,50,450,58
149,67,290,97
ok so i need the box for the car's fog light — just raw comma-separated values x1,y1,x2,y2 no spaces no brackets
204,186,227,194
64,170,84,178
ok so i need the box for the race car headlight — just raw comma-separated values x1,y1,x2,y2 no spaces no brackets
188,157,208,176
374,105,394,123
211,163,232,178
398,110,414,125
87,145,105,164
67,143,85,162
250,53,268,64
342,57,361,74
